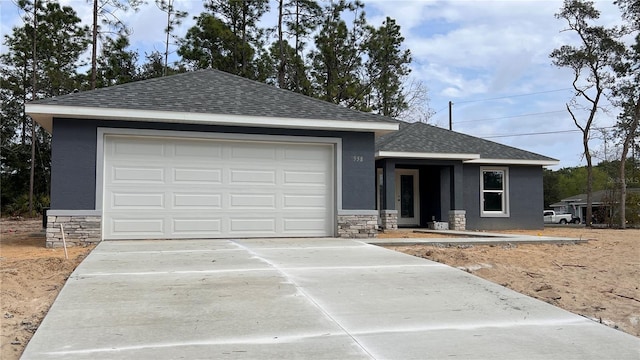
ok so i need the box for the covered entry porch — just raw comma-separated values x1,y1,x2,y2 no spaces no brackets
376,158,467,231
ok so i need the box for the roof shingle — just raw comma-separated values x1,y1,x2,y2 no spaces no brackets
376,121,557,162
31,69,557,163
32,69,396,124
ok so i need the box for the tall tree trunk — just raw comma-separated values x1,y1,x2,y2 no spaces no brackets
585,136,593,226
29,0,38,216
277,0,285,88
619,98,640,228
294,1,301,92
584,90,601,227
566,74,601,227
21,63,27,145
164,2,170,76
241,3,247,76
91,0,98,89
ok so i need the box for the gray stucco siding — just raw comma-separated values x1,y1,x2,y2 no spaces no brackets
49,118,375,211
339,131,375,210
50,119,98,209
463,164,543,230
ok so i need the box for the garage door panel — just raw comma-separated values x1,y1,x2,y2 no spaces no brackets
113,167,165,182
230,169,276,184
174,142,222,158
113,139,165,157
173,193,221,208
172,218,221,234
230,144,276,160
111,218,165,234
229,194,276,208
111,192,165,208
103,135,334,240
173,168,222,183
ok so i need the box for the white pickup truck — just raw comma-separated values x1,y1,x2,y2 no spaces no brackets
543,210,575,224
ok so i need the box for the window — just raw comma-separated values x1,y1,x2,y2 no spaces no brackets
480,167,509,217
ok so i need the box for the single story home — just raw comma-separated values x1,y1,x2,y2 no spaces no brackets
550,188,640,224
26,70,558,247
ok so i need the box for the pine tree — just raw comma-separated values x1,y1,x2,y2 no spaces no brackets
310,0,368,109
265,39,311,93
156,0,188,76
365,17,412,117
89,0,143,90
94,35,139,87
178,13,246,72
203,0,270,79
276,0,322,91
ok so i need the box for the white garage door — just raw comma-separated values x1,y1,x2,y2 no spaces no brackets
102,135,334,239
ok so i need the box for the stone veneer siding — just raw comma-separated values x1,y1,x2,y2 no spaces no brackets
337,211,378,238
449,210,466,231
45,211,380,244
379,210,398,231
46,212,102,248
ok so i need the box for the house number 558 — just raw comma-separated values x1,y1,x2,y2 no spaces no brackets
352,155,364,162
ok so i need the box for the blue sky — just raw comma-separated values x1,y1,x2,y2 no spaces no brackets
1,0,628,169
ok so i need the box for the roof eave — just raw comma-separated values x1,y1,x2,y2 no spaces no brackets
463,158,560,166
374,151,559,166
375,151,480,161
26,104,399,135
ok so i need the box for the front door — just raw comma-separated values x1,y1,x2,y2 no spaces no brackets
396,169,420,226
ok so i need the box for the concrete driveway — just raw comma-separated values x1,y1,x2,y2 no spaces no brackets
22,238,639,359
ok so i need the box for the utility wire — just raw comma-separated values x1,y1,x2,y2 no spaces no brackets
478,126,616,139
434,88,573,123
481,129,578,139
431,105,449,115
455,110,567,124
455,88,573,105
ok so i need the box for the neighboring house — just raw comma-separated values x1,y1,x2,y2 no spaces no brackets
550,188,640,224
26,70,558,247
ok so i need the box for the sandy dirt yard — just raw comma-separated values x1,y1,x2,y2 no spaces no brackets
382,227,640,338
0,220,638,359
1,218,94,360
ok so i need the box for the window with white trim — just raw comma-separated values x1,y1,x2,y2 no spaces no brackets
480,167,509,217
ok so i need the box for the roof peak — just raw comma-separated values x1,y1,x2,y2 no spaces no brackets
28,69,398,133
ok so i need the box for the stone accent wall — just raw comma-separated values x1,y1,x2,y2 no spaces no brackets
337,213,378,238
379,210,398,231
46,214,102,248
448,210,466,231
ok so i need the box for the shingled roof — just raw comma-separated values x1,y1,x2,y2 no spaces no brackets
553,188,640,206
376,121,557,164
28,69,397,133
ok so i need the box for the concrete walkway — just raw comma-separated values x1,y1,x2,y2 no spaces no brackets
368,230,588,246
22,238,639,359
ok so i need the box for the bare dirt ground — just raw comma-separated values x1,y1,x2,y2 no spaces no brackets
1,218,94,360
382,227,640,337
0,221,637,359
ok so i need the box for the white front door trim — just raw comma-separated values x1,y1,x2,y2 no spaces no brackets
395,169,420,226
